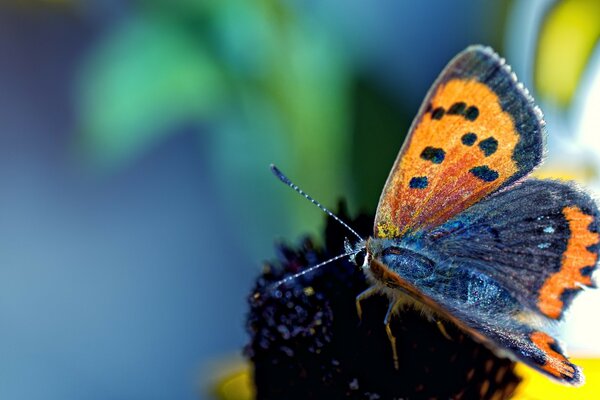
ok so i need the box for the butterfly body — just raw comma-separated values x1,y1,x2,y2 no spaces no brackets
366,237,519,319
357,45,600,386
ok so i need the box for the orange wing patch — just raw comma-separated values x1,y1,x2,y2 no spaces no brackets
538,206,599,319
530,331,579,381
376,79,520,238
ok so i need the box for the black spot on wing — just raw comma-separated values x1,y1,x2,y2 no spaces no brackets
465,106,479,121
447,102,466,115
478,137,498,156
461,132,477,146
469,166,499,182
420,147,445,164
409,176,428,189
431,107,445,120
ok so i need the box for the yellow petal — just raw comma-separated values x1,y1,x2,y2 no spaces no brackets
536,0,600,105
513,358,600,399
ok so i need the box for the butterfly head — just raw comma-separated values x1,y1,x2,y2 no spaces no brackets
346,238,369,270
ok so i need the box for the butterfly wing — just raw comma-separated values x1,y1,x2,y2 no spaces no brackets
374,179,599,384
418,179,598,385
424,179,600,321
375,45,544,238
369,250,584,385
442,298,585,385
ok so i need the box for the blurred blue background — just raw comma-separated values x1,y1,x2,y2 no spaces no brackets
1,1,599,399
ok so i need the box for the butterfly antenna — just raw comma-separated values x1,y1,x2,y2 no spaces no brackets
270,164,363,242
268,248,360,290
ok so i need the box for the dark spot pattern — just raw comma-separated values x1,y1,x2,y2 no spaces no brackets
410,176,428,189
470,166,499,182
478,137,498,156
581,266,596,279
420,147,445,164
465,106,479,121
429,101,480,123
461,133,477,146
447,102,466,115
431,107,445,120
548,340,564,356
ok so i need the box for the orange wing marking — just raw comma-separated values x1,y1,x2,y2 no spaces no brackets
530,331,576,379
538,206,599,318
376,79,520,238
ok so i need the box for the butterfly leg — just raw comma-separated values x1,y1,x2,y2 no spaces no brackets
436,320,452,340
384,299,402,370
355,286,378,322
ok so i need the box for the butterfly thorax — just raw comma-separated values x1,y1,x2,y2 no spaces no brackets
364,236,435,287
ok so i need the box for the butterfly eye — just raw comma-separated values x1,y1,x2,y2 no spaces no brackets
353,250,366,267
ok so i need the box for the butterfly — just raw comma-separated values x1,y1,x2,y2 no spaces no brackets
271,45,599,386
356,45,599,386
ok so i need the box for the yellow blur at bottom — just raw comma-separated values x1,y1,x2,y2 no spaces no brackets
210,359,600,400
210,364,254,400
513,358,600,400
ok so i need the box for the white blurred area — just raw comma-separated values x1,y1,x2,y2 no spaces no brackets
565,44,600,356
574,46,600,182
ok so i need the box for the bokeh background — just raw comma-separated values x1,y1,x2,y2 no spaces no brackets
1,0,600,399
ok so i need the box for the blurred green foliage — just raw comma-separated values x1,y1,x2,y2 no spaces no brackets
72,0,600,249
78,17,225,166
75,0,366,251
